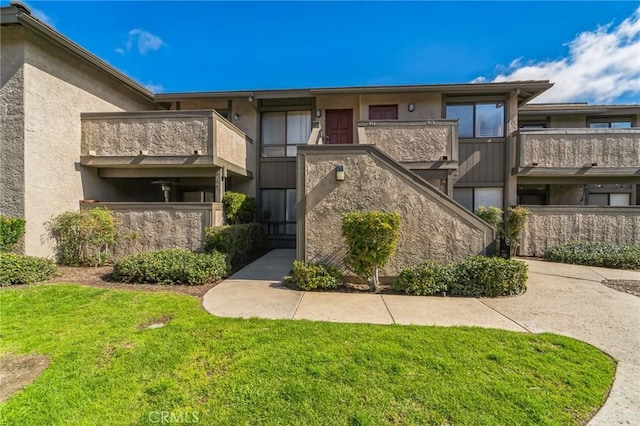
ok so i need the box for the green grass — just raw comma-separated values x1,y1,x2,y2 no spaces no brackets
0,285,615,425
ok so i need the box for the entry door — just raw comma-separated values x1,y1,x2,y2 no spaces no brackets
325,109,353,144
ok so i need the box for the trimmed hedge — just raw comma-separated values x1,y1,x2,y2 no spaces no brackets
222,192,258,224
291,261,343,291
449,256,528,297
545,241,640,270
0,253,57,286
112,249,230,285
393,260,454,296
394,256,528,297
204,223,264,264
0,216,26,252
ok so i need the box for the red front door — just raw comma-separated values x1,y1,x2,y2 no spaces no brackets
325,109,353,144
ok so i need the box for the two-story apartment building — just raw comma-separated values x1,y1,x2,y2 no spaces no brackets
2,3,638,273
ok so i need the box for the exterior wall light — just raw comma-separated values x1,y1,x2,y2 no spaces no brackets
408,103,415,112
336,165,345,181
248,96,253,102
233,113,240,121
316,109,322,118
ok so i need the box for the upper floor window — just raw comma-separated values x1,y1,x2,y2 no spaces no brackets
261,111,311,157
369,105,398,120
588,118,633,129
446,102,505,138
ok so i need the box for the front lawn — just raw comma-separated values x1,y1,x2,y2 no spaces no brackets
0,285,614,425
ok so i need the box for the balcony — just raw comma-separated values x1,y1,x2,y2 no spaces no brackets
515,128,640,176
356,120,458,169
80,110,253,177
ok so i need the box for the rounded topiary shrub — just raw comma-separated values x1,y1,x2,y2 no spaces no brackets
545,241,640,270
291,260,343,291
449,256,528,297
112,249,230,285
0,253,57,286
393,260,454,296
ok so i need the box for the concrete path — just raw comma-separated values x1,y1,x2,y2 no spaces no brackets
203,250,640,425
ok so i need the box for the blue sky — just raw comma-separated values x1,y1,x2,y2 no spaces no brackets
12,1,640,103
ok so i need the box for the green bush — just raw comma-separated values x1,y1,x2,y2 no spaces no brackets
449,256,528,297
393,260,454,296
475,206,503,233
222,192,258,224
341,211,401,292
47,208,117,266
112,248,230,285
545,241,640,270
0,216,26,252
0,253,57,286
204,223,265,265
291,260,343,291
506,206,531,257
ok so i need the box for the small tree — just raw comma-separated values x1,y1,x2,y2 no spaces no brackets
341,211,401,292
222,192,258,224
475,206,504,233
506,206,531,257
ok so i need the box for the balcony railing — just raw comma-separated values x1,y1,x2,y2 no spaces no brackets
516,128,640,176
81,110,253,176
357,120,458,168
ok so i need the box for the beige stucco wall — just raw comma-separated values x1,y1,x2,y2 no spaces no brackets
82,115,210,156
0,26,25,222
215,118,250,172
521,207,640,257
299,147,494,276
519,129,640,168
359,122,454,162
9,27,158,257
81,203,221,257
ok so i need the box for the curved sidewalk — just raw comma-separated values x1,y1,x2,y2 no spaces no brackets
203,249,640,425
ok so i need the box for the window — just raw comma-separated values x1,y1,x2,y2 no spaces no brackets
453,187,503,212
261,111,312,157
588,118,633,128
261,189,296,235
588,193,631,206
446,102,504,138
369,105,398,120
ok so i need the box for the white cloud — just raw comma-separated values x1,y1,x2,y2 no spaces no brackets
117,29,166,55
474,7,640,103
27,3,55,28
144,82,164,93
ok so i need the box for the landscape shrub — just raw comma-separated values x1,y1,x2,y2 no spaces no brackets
0,216,26,252
204,223,265,264
393,260,454,296
449,256,528,297
112,248,230,285
545,241,640,270
506,206,531,257
222,192,258,224
341,211,401,292
47,208,117,266
291,260,343,291
395,256,527,297
475,206,503,233
0,252,57,286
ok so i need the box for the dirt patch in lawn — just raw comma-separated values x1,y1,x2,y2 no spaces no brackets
0,354,50,403
42,266,221,299
601,280,640,297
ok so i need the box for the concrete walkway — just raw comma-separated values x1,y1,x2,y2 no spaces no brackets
203,249,640,425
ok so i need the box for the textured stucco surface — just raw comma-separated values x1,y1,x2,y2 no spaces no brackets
521,207,640,257
83,203,220,257
16,29,157,257
0,26,25,222
300,149,493,276
520,130,640,168
82,116,210,156
361,125,451,162
215,119,248,170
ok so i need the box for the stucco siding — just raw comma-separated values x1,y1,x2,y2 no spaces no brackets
215,118,249,171
519,130,640,168
299,146,494,276
521,207,640,257
359,123,454,162
19,30,157,258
